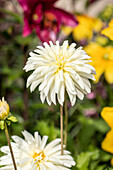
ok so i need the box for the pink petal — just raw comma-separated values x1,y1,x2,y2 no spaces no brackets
36,27,56,43
53,7,78,27
32,3,43,24
17,0,57,12
23,16,32,37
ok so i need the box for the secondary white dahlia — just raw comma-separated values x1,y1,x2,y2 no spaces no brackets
24,40,96,106
0,130,75,170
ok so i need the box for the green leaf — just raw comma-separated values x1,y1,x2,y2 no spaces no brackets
0,120,5,130
0,8,22,24
94,119,110,133
7,116,18,123
6,120,11,126
96,165,107,170
14,35,33,45
34,121,60,142
76,152,92,170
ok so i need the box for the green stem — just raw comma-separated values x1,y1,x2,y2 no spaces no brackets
60,105,63,155
4,121,17,170
64,95,68,147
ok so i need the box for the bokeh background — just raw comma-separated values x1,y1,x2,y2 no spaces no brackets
0,0,113,169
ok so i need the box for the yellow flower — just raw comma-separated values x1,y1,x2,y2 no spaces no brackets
101,19,113,40
84,42,113,83
0,97,10,120
61,26,73,36
72,15,103,41
101,107,113,129
101,107,113,165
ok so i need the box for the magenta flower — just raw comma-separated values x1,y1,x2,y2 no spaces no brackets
18,0,78,42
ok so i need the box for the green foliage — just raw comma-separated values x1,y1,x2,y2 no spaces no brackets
99,5,113,21
0,2,113,170
7,115,18,122
0,121,5,130
76,151,96,170
34,120,60,142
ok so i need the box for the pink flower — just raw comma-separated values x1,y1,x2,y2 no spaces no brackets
86,92,96,100
18,0,78,42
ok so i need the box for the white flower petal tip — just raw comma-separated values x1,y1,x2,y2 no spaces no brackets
24,40,96,106
0,131,76,169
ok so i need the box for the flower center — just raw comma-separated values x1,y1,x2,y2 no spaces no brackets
43,12,57,32
103,53,113,60
58,61,65,70
56,54,66,70
103,53,109,60
33,14,39,21
32,151,45,167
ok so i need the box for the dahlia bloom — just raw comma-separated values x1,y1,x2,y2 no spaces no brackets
0,130,76,169
84,42,113,83
101,19,113,41
101,107,113,165
0,97,9,120
17,0,78,42
24,40,96,106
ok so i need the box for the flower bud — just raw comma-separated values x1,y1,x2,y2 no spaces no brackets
0,97,10,120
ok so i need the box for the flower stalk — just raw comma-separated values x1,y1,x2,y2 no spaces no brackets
60,105,63,155
4,121,17,170
64,94,68,146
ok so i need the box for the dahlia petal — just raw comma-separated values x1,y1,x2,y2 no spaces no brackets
0,157,13,165
30,78,43,92
66,89,76,106
34,132,39,146
52,150,71,156
43,42,56,58
44,162,57,169
40,136,48,150
50,82,56,105
82,78,91,93
44,139,61,152
44,76,54,96
22,130,35,144
24,40,95,106
64,72,75,92
76,89,84,100
59,70,64,82
62,40,68,55
11,136,31,154
46,91,52,105
55,166,70,170
0,131,75,169
59,82,65,104
40,91,46,103
40,163,46,170
55,73,61,93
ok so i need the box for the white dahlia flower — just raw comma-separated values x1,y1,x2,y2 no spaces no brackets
0,130,75,170
24,40,96,106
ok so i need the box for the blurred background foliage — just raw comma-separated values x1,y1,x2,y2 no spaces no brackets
0,0,113,169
